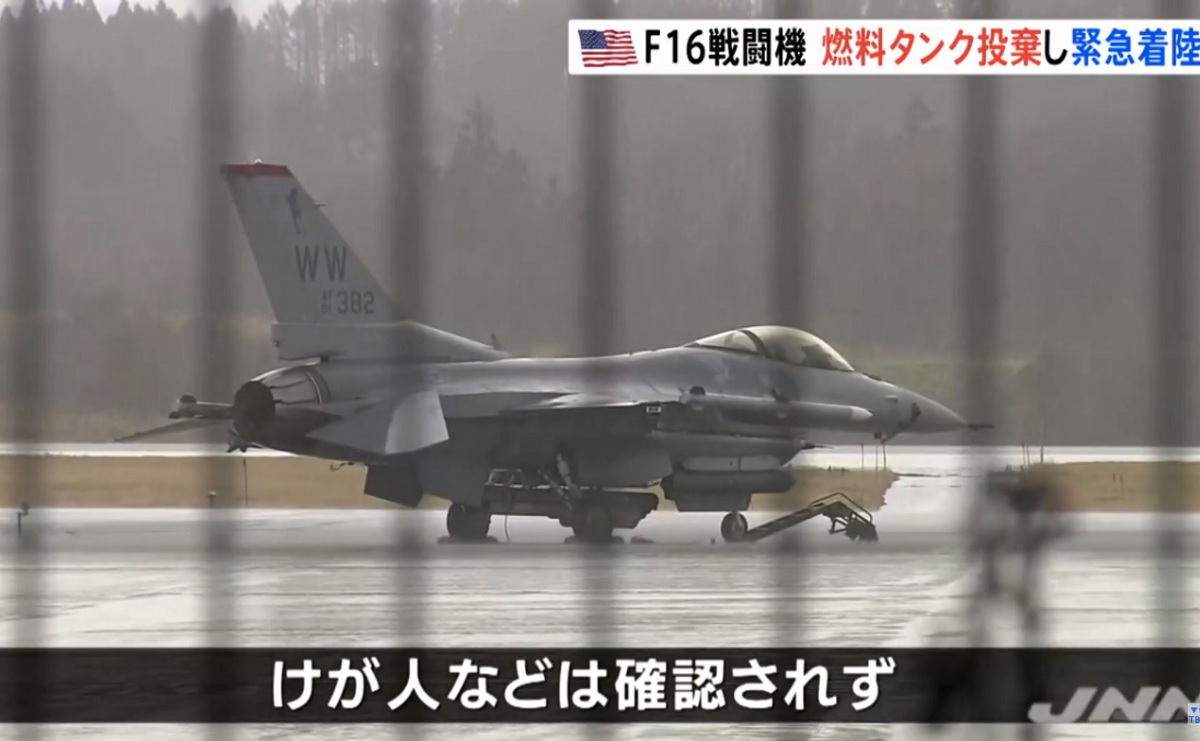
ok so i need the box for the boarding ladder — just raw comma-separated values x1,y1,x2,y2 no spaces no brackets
739,491,878,543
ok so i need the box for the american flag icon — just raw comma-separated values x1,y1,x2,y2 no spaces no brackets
578,29,638,67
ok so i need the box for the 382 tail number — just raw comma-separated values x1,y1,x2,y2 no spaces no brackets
320,290,375,316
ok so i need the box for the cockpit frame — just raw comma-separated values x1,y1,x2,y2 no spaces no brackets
687,325,856,373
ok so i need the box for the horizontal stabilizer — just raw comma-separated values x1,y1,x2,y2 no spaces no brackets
306,390,449,457
114,418,226,443
679,391,873,428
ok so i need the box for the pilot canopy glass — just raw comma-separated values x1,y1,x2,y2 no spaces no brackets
688,326,855,373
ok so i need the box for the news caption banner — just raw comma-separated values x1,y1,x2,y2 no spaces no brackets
0,649,1196,724
569,20,1200,75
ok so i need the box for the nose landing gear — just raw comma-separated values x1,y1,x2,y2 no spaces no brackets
720,511,749,543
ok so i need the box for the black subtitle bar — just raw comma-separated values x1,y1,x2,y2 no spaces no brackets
0,648,1195,724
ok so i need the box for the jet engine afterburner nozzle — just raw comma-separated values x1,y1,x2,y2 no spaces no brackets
232,380,275,439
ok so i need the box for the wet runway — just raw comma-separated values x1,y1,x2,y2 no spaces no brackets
0,448,1197,739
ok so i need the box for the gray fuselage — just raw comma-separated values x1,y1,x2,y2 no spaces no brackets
269,345,963,453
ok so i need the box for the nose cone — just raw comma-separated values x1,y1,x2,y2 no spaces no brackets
913,396,967,434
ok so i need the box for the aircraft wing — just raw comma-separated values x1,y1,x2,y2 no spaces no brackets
299,389,625,456
306,389,450,457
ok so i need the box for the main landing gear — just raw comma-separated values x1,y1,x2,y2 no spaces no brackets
445,503,492,542
442,495,632,544
571,500,616,543
439,465,659,544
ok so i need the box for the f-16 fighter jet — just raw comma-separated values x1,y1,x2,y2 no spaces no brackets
120,163,981,544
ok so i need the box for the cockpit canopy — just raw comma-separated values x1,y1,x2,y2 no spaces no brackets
687,325,856,373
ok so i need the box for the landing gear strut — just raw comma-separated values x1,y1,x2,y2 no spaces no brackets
720,511,749,543
446,503,491,542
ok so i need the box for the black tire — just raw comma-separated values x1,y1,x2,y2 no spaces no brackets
720,512,749,543
446,503,491,541
574,501,614,543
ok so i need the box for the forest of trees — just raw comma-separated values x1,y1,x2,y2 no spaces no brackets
0,0,1198,443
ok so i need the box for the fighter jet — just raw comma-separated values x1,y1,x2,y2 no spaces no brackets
119,162,980,543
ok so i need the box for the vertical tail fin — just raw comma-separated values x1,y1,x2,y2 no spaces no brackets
221,162,508,362
221,162,399,325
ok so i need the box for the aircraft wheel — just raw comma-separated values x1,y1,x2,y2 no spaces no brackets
446,503,491,541
574,501,614,543
720,511,748,543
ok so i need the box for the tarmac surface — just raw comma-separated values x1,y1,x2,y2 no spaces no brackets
0,447,1197,739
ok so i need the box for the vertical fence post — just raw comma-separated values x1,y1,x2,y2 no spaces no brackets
959,0,1003,733
197,0,238,734
1153,0,1190,716
768,3,810,728
578,3,620,734
386,3,430,740
6,1,46,736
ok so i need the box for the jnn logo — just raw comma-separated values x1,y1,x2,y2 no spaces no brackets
1028,687,1200,723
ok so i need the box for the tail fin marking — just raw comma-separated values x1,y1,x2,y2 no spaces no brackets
221,163,399,325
